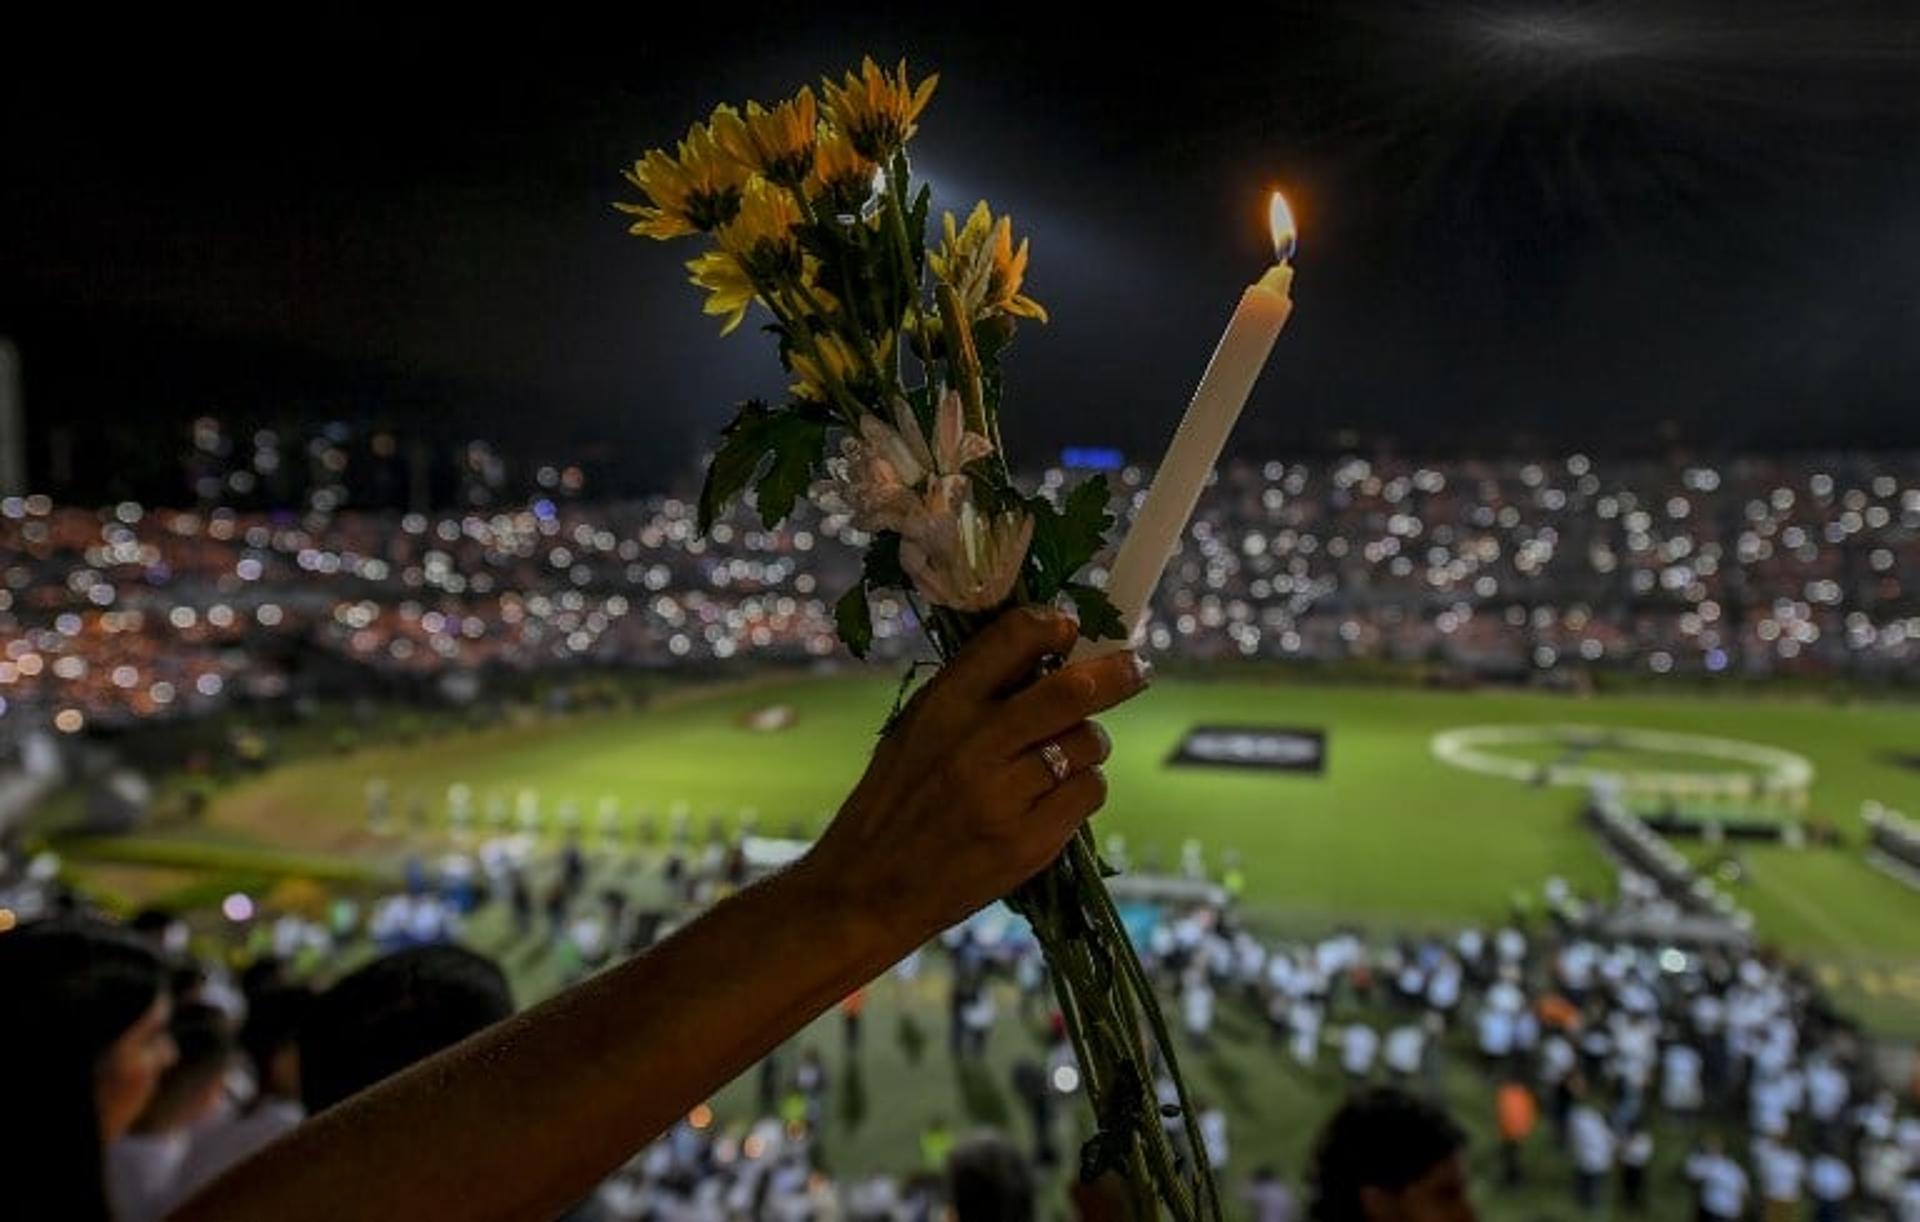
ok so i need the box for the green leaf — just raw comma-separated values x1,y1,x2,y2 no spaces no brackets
698,400,774,535
1024,474,1115,601
906,182,931,271
752,414,828,529
834,584,874,660
1065,583,1127,642
697,401,829,534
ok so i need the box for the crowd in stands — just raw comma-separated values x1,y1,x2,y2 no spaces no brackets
1,450,1917,732
7,808,1920,1221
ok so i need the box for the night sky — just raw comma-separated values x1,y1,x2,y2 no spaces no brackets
5,4,1919,499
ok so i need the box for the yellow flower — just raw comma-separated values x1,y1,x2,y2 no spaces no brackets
807,124,880,217
929,201,1048,323
685,250,757,335
791,330,887,403
716,178,806,281
821,57,937,163
717,87,819,188
616,108,752,239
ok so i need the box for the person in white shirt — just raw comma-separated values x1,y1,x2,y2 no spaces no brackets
1183,975,1217,1051
1806,1055,1850,1138
1619,1128,1654,1213
1808,1149,1853,1222
1567,1097,1615,1213
1426,958,1463,1017
1198,1101,1230,1172
1755,1138,1806,1222
1539,1033,1578,1141
1240,1166,1296,1222
1340,1024,1379,1083
167,984,313,1211
1495,926,1527,967
1661,1041,1705,1113
1384,1023,1426,1084
1289,1000,1323,1069
1476,1000,1516,1066
1687,1138,1750,1221
108,1003,235,1222
1749,1072,1799,1140
1559,942,1598,1000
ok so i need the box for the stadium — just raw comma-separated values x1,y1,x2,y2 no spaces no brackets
5,444,1920,1220
7,16,1920,1222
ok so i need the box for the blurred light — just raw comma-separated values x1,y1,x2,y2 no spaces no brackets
54,708,84,733
1051,1065,1081,1094
688,1103,714,1130
222,893,255,922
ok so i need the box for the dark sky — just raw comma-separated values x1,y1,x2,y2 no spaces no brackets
5,3,1919,497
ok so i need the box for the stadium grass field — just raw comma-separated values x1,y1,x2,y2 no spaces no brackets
138,673,1920,964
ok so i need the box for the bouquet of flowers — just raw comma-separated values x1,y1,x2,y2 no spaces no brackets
618,58,1219,1220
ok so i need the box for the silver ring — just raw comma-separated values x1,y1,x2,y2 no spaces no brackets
1040,741,1072,785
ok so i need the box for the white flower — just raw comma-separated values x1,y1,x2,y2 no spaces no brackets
901,499,1033,613
826,388,1024,611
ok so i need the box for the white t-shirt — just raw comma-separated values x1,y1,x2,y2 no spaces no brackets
1809,1154,1853,1203
1622,1131,1654,1168
1559,943,1598,991
1662,1044,1704,1110
1750,1074,1798,1138
1756,1142,1806,1202
1696,1155,1750,1220
1477,1005,1516,1058
1807,1061,1849,1122
1540,1035,1577,1085
1183,983,1215,1035
1496,927,1526,964
1200,1108,1230,1169
1691,993,1726,1035
1384,1025,1425,1076
1568,1106,1615,1174
1341,1025,1379,1076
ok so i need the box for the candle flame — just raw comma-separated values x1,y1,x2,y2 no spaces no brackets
1268,191,1297,263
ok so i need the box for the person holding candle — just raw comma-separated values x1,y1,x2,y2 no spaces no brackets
171,608,1152,1222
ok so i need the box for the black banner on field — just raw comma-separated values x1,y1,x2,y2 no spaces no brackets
1167,726,1327,774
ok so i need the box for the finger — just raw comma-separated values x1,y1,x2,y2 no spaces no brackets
985,651,1150,760
925,606,1079,714
1027,765,1109,848
1010,721,1112,806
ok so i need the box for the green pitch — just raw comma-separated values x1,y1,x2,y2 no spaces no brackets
184,673,1920,964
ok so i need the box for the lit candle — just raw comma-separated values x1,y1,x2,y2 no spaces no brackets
1075,192,1297,660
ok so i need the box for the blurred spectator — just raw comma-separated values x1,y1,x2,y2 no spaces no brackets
945,1131,1034,1222
107,1002,235,1222
298,945,512,1114
0,919,174,1221
1305,1087,1474,1222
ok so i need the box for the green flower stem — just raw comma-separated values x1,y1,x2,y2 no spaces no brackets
1071,830,1220,1218
880,173,936,391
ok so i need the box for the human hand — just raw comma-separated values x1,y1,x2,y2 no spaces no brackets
800,607,1151,949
